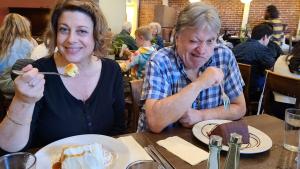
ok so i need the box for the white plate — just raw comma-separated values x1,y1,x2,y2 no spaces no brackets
35,134,129,169
192,120,272,154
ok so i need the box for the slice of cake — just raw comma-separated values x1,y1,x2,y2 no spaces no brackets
208,120,250,145
64,63,79,77
60,143,112,169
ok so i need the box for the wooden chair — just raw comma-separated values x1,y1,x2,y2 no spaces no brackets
238,63,254,115
127,79,143,132
262,70,300,115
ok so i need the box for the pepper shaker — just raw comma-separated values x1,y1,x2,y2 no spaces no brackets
224,133,242,169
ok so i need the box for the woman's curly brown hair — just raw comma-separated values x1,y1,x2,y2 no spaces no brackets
45,0,109,58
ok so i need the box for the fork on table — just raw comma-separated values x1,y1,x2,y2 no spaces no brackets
144,145,174,169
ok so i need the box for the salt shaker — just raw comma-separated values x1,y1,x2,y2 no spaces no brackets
224,133,242,169
207,135,222,169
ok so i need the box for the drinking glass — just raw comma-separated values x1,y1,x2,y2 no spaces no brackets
126,160,161,169
0,152,36,169
284,108,300,152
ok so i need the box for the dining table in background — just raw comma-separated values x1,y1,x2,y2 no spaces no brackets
129,114,298,169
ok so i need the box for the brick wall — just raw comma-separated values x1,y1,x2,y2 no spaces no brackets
202,0,244,35
138,0,300,36
138,0,162,26
168,0,189,13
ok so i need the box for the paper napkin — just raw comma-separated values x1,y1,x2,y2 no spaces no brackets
118,136,152,166
157,136,209,165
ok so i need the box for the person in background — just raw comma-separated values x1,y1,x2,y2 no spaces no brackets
30,44,50,60
137,2,246,133
233,23,276,102
122,26,156,79
113,21,138,57
273,42,300,119
267,38,283,60
0,0,125,152
264,5,284,46
149,22,164,50
0,13,37,99
263,22,283,60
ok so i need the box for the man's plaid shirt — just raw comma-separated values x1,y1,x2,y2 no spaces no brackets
137,44,244,132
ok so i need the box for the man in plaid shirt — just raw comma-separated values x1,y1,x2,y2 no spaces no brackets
137,2,246,133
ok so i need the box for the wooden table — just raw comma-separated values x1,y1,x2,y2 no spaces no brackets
4,114,296,168
129,114,298,169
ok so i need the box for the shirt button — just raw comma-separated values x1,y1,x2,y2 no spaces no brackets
86,115,91,120
88,122,92,126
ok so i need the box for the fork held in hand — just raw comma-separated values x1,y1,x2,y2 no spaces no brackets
220,83,230,110
12,70,70,77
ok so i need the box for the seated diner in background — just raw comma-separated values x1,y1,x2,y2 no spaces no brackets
0,0,125,152
233,23,276,102
112,22,138,58
137,2,246,133
120,26,156,79
0,13,37,99
149,22,164,50
272,41,300,119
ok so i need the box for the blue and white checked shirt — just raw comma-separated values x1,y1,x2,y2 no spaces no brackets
137,44,244,132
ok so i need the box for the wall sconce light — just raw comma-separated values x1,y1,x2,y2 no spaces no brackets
241,0,252,3
189,0,201,3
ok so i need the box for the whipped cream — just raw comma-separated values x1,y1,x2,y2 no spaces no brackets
61,143,112,169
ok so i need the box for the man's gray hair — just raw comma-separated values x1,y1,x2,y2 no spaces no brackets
122,21,132,32
175,2,221,35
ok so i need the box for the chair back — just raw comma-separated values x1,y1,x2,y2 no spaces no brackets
263,70,300,115
129,79,144,132
238,63,252,114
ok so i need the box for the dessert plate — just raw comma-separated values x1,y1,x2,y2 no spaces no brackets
192,120,272,154
35,134,129,169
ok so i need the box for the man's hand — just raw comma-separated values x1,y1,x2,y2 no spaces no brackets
197,67,224,89
179,108,204,128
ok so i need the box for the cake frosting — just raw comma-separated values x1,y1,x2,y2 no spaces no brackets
60,143,112,169
208,120,250,145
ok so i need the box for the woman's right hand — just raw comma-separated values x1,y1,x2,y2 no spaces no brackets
13,64,45,104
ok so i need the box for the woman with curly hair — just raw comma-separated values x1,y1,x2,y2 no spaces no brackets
0,0,125,152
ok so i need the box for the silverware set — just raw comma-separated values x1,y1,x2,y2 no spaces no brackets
144,145,174,169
